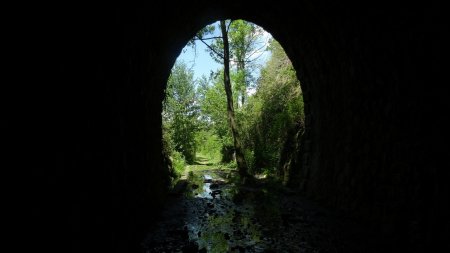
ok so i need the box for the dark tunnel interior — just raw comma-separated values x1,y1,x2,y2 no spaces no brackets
7,1,446,252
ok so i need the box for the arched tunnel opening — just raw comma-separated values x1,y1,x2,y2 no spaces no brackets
14,1,445,253
161,20,306,183
152,20,309,251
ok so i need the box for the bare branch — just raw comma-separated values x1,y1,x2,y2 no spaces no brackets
227,20,234,33
193,36,223,41
246,50,266,62
230,59,254,64
193,41,197,64
195,35,224,60
245,44,268,60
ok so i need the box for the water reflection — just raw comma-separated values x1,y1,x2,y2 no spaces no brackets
186,169,264,252
198,174,213,199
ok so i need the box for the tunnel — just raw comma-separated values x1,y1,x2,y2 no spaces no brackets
12,0,446,252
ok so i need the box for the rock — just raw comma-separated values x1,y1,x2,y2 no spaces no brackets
211,190,222,199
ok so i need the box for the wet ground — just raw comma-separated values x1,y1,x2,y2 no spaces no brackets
142,166,380,253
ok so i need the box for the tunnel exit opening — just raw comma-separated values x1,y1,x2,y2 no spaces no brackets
146,19,311,252
161,19,306,187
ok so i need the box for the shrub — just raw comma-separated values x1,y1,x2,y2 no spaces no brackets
171,150,186,177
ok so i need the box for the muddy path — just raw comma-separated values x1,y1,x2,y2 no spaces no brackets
142,165,379,253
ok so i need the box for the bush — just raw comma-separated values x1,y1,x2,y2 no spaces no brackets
226,159,237,169
195,130,222,162
171,150,186,177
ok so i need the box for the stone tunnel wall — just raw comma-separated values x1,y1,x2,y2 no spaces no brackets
288,3,447,249
12,1,446,252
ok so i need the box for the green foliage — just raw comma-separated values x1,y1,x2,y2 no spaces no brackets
192,20,272,170
228,20,261,106
166,22,304,180
196,71,238,162
193,29,304,176
197,71,231,141
171,150,186,177
195,130,222,162
163,124,186,186
240,39,304,175
163,61,199,164
225,159,237,169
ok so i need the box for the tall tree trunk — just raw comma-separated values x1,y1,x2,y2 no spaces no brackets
238,61,246,106
220,20,249,177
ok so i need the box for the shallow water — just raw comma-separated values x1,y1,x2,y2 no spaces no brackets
142,168,376,253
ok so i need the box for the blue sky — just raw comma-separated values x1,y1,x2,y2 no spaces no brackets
177,39,222,81
175,21,272,85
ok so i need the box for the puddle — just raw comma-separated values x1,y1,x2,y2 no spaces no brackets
142,168,366,253
183,170,267,252
197,174,213,199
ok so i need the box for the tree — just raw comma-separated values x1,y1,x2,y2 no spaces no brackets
198,71,230,140
192,20,269,177
220,20,249,177
163,61,199,164
228,20,264,107
194,21,265,108
243,39,304,175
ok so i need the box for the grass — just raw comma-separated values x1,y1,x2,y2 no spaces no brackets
186,153,231,172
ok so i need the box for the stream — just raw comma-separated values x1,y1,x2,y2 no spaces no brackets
142,168,377,253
